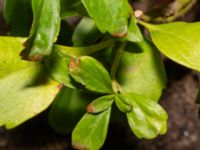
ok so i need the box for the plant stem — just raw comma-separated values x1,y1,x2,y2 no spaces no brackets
54,39,115,56
138,0,196,23
110,42,127,93
154,0,197,23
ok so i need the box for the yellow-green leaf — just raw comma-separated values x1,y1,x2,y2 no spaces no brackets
0,36,60,129
140,21,200,72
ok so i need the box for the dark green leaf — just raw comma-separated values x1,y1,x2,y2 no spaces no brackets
21,0,61,61
115,94,132,113
72,108,111,150
81,0,132,36
117,38,167,101
3,0,32,36
72,17,102,46
60,0,81,18
0,36,60,128
69,56,114,94
125,93,168,139
49,87,90,134
140,21,200,72
87,95,114,114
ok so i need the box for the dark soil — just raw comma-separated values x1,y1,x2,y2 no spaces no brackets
1,0,200,150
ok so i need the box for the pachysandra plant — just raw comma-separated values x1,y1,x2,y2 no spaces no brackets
0,0,200,149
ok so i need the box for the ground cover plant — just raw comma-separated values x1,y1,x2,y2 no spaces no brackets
0,0,200,149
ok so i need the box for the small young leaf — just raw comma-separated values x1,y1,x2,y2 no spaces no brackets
125,93,168,139
117,38,167,101
141,21,200,72
81,0,132,36
3,0,32,36
44,50,75,89
21,0,60,61
72,17,102,46
87,95,114,114
0,37,60,128
72,108,111,150
69,56,114,94
49,87,90,134
115,94,132,113
121,16,143,42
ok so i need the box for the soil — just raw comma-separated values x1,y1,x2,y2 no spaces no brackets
1,0,200,150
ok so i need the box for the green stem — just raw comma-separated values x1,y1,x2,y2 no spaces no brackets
53,39,115,56
110,42,127,93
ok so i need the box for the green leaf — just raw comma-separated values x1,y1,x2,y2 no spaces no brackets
140,21,200,72
60,0,81,18
3,0,32,36
117,38,167,101
49,87,90,134
0,37,28,78
0,37,60,128
72,17,102,46
125,93,168,139
87,95,114,114
81,0,132,36
121,16,143,42
44,50,75,88
115,94,132,113
72,108,111,150
69,56,114,94
21,0,61,61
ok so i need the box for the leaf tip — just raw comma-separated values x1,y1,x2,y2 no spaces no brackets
86,104,95,113
20,49,44,61
72,142,88,150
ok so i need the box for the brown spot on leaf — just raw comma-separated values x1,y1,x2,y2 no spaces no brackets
69,57,80,71
72,142,88,150
86,104,95,113
57,84,63,90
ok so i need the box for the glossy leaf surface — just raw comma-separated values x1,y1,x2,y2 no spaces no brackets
21,0,60,60
69,56,113,94
142,21,200,72
87,95,114,114
117,39,166,101
115,94,132,113
0,37,60,128
125,93,167,139
81,0,132,36
72,108,111,150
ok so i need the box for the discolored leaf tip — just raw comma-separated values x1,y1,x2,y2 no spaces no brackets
20,49,44,61
56,84,63,90
112,32,127,38
86,104,95,113
72,142,88,150
69,57,80,71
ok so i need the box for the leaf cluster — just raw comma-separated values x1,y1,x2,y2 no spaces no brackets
1,0,200,150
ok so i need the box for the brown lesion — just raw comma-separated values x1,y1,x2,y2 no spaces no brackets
86,104,95,113
69,57,80,71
